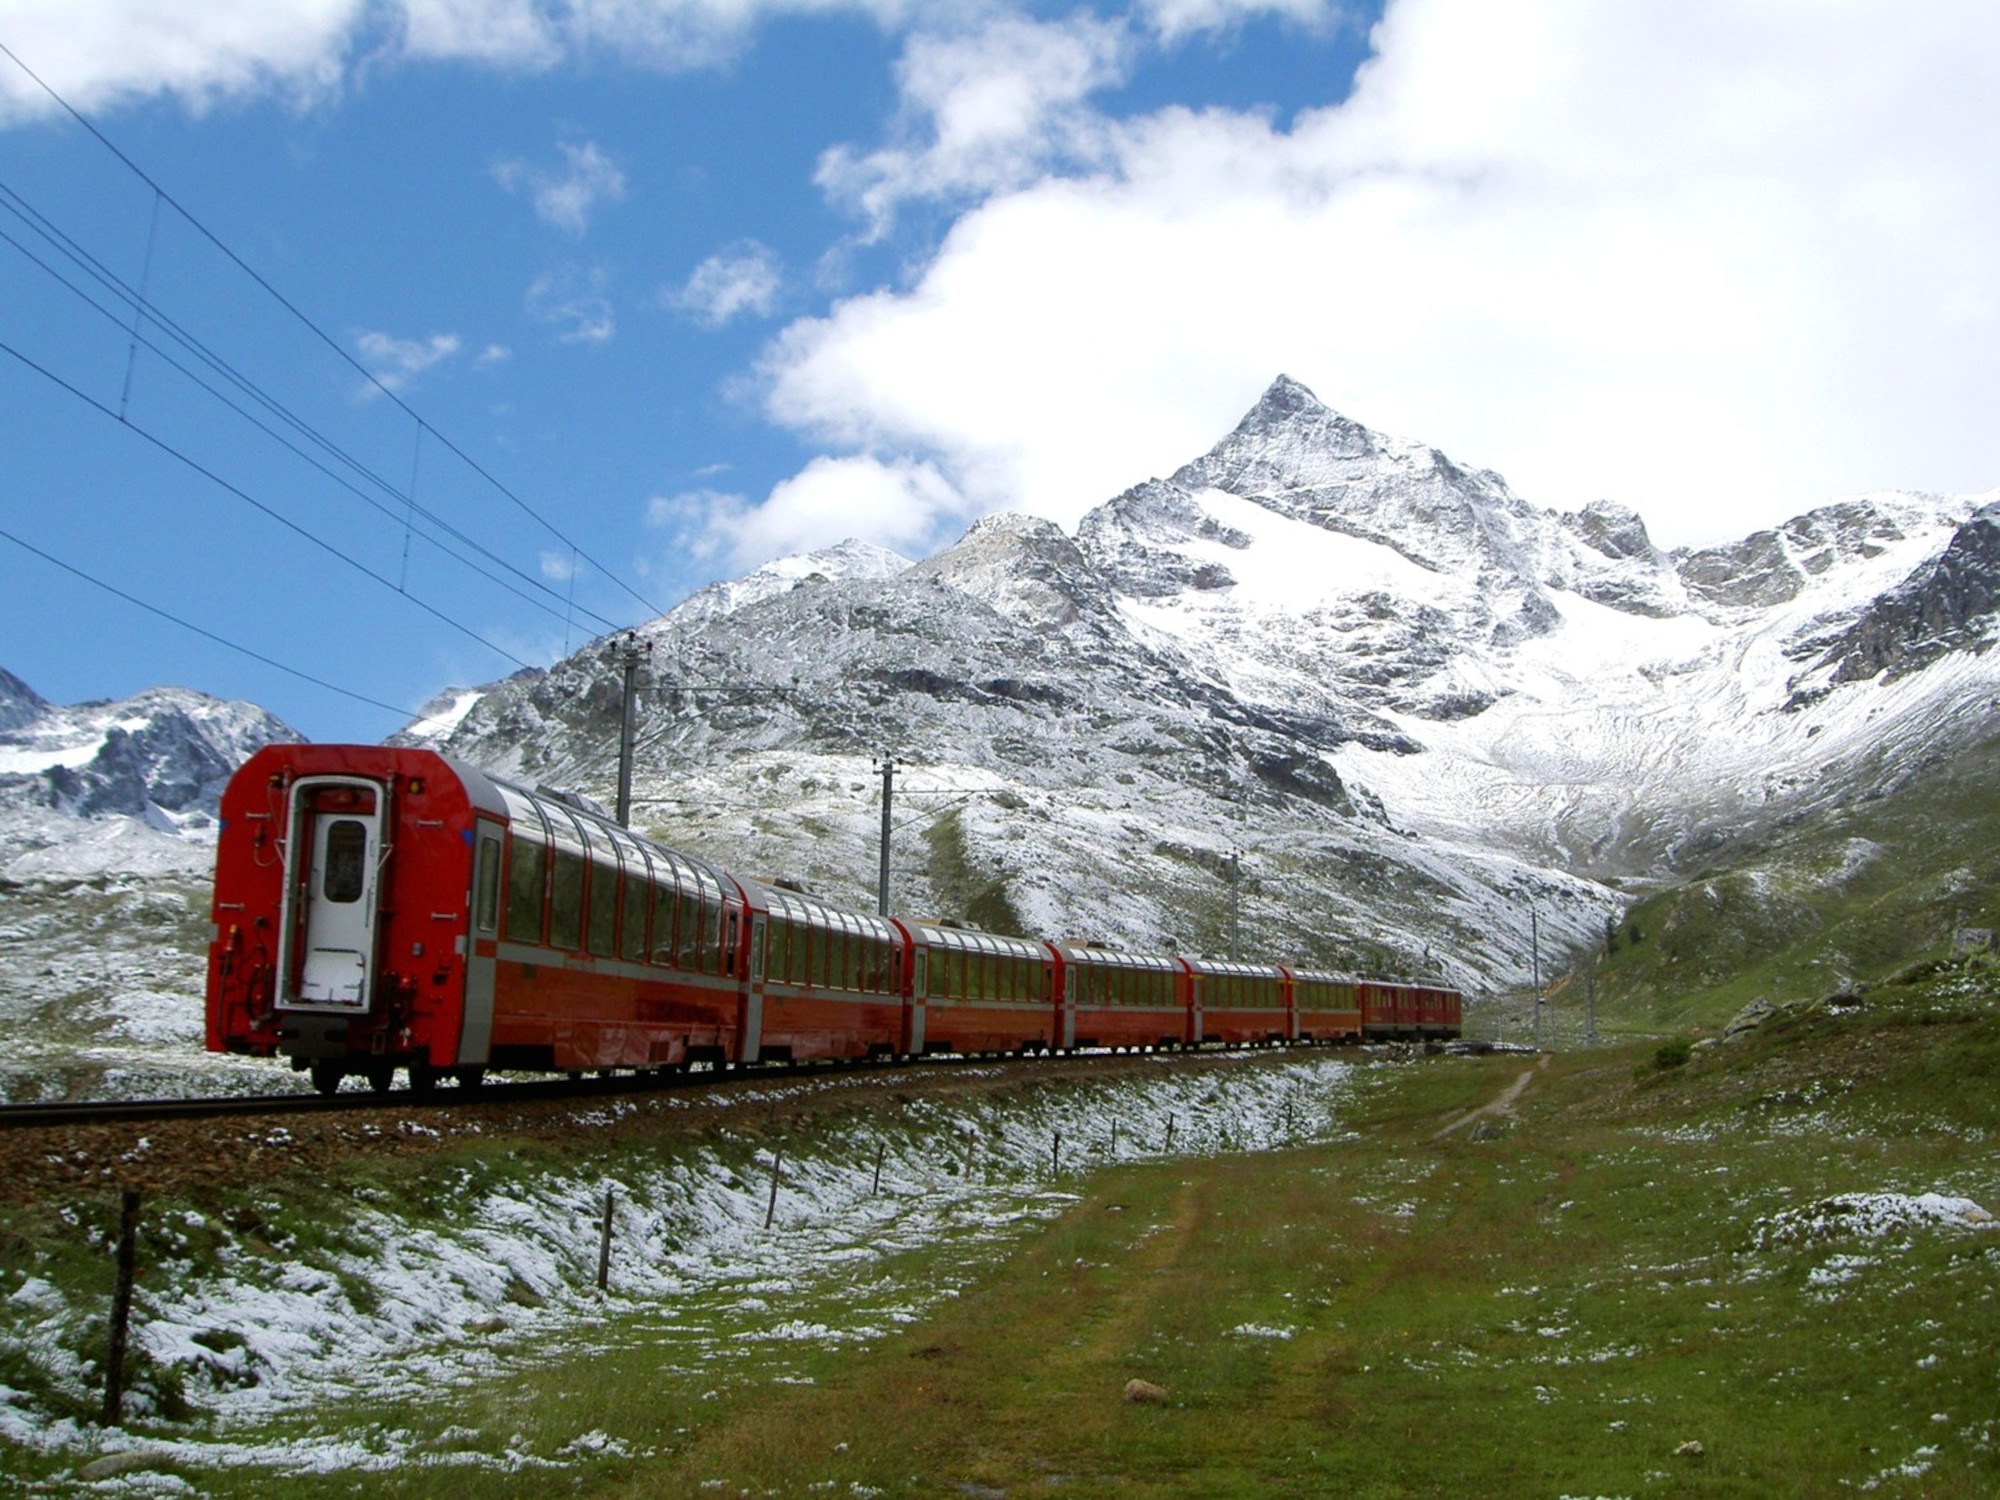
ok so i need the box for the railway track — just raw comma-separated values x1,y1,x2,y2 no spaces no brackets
0,1044,1317,1131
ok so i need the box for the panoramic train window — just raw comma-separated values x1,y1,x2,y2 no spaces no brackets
621,845,649,963
549,848,584,951
763,919,787,983
586,850,618,957
505,834,546,942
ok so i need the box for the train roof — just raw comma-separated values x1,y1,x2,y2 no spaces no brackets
907,922,1052,958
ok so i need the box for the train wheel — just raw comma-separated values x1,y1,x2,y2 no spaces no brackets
309,1062,344,1096
408,1061,438,1097
455,1067,485,1090
366,1062,394,1093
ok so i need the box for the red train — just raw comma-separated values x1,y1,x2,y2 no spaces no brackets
205,746,1462,1093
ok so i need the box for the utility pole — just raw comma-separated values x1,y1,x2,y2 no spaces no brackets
1226,851,1242,961
607,633,649,827
1531,906,1545,1051
876,756,895,917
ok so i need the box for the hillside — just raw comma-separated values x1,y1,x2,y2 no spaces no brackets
1,970,1993,1491
7,378,2000,1039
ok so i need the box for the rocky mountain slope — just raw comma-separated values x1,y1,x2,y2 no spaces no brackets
9,377,2000,1016
0,671,296,879
395,379,2000,1000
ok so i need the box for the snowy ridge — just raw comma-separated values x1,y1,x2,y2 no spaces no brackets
0,680,297,879
8,379,2000,999
404,379,2000,995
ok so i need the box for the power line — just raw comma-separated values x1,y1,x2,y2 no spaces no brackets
0,39,666,618
0,179,625,636
0,332,537,672
0,524,415,720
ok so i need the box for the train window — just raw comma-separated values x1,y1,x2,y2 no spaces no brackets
621,851,649,962
505,835,546,942
650,876,677,966
321,820,367,904
586,852,617,957
473,828,502,935
677,890,701,968
720,909,739,977
788,919,810,985
764,920,788,983
549,848,584,951
703,899,726,976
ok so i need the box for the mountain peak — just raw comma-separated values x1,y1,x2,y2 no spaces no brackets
0,667,48,734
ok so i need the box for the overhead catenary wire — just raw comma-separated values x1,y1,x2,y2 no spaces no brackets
0,187,624,636
0,40,666,622
0,524,415,721
0,332,536,672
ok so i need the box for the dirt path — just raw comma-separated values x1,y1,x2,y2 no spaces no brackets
1431,1054,1548,1140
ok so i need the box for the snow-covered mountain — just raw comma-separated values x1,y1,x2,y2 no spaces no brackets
398,378,1998,995
0,675,296,879
10,376,1999,1004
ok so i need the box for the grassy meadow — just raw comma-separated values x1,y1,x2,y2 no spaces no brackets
11,956,1985,1497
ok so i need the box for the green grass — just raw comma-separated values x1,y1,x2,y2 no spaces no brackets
6,972,1998,1495
1572,729,2000,1035
624,997,2000,1497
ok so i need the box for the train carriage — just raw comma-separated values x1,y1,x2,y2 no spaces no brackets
1056,945,1190,1051
207,744,1461,1089
1282,967,1364,1044
904,923,1058,1055
1359,979,1422,1041
490,777,747,1074
744,882,906,1061
1184,959,1290,1046
1414,984,1463,1040
208,745,755,1090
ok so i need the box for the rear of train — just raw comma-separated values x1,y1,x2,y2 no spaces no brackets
206,745,504,1093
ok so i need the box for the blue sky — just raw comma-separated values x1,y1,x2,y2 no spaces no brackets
1,0,1996,744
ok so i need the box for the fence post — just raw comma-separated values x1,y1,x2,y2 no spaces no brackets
764,1149,784,1231
1164,1113,1176,1152
1051,1130,1062,1175
102,1188,141,1427
871,1142,886,1197
596,1187,615,1292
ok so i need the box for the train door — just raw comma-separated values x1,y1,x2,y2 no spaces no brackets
905,943,928,1055
278,777,383,1012
459,820,503,1063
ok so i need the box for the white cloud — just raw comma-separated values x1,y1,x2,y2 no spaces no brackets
1135,0,1348,44
0,0,923,120
400,0,563,67
526,265,615,344
354,328,463,392
0,0,364,120
816,11,1132,237
757,0,2000,550
493,140,626,233
655,457,966,572
668,241,784,326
